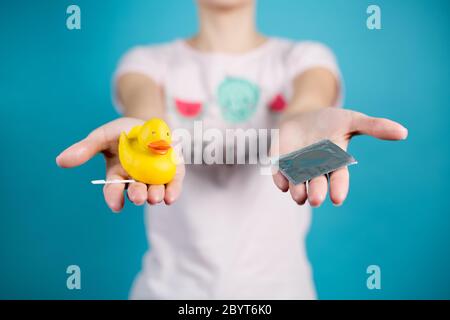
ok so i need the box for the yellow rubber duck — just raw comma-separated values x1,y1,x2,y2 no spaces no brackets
118,118,176,185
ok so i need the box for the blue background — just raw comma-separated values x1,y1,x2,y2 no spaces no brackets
1,0,449,299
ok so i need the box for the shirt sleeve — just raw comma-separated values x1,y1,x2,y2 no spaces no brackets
286,41,344,107
112,46,165,113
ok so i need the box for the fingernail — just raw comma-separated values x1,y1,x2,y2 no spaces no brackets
402,127,409,139
136,195,146,205
55,155,62,167
109,202,121,213
148,196,161,205
309,200,319,208
309,195,323,207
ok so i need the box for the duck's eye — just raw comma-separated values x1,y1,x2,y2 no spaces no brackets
152,131,156,135
167,132,170,136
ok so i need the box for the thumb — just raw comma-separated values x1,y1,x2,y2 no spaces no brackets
56,128,107,168
351,112,408,141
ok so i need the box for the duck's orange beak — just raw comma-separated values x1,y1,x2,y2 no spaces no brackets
148,140,171,155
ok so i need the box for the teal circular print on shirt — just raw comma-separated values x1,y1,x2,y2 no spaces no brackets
217,77,260,123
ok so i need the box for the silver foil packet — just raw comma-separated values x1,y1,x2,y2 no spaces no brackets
277,139,357,185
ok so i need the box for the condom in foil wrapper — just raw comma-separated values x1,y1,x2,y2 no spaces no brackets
277,139,357,185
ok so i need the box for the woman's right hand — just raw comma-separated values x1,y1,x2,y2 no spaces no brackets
56,117,185,212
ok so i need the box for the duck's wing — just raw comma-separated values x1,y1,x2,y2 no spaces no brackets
119,131,129,147
127,125,142,139
119,131,134,164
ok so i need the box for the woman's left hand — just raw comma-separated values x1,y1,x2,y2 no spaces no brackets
272,107,408,207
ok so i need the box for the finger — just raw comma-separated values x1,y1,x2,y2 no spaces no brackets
308,175,328,207
273,171,289,192
164,164,185,205
56,127,108,168
289,182,307,205
103,159,127,213
104,178,125,213
148,185,165,204
329,167,349,206
127,182,148,206
351,112,408,141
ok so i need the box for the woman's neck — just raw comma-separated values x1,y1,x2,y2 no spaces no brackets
188,2,266,54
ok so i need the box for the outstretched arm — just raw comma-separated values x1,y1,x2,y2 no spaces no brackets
273,67,408,207
56,73,185,212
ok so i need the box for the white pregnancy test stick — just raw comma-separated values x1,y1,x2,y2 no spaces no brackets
91,179,136,185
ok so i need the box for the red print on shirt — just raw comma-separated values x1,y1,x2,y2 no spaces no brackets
268,94,287,112
175,99,203,117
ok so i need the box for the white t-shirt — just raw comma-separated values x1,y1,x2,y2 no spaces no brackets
114,38,342,299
